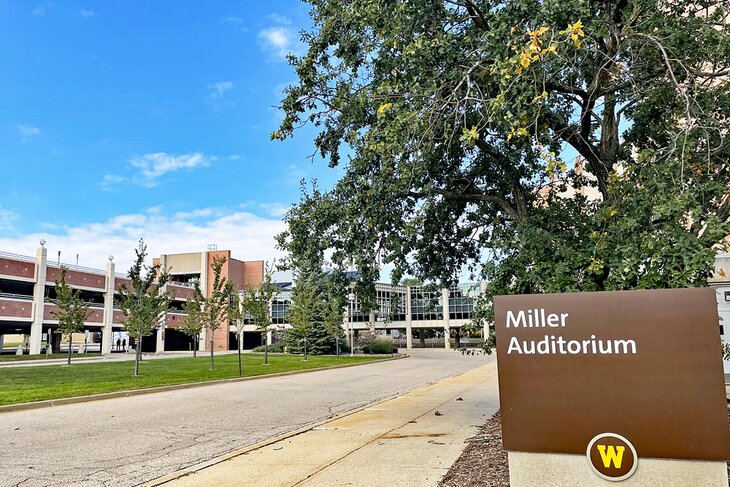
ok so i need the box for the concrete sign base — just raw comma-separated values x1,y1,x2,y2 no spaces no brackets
508,451,728,486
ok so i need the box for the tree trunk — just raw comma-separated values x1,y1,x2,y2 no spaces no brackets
210,335,215,370
67,334,72,365
238,332,242,377
134,334,141,376
264,326,269,365
193,335,197,359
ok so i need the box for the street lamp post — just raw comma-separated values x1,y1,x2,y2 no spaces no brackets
348,292,355,356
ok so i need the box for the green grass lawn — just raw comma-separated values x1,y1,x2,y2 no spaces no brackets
0,353,383,406
0,353,101,362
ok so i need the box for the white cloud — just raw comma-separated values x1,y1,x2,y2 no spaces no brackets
258,26,303,60
18,124,41,142
221,15,248,32
0,206,18,230
209,81,233,100
32,6,45,16
284,164,306,186
259,202,290,217
99,174,126,192
80,9,95,18
268,14,291,25
130,152,213,188
0,207,287,272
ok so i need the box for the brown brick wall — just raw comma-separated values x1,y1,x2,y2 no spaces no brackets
242,261,264,288
0,258,35,279
115,277,132,290
46,268,105,289
167,283,194,300
0,299,32,319
43,304,103,323
211,324,229,351
165,312,186,328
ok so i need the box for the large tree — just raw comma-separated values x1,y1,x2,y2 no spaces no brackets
117,239,170,376
51,266,90,365
275,1,730,329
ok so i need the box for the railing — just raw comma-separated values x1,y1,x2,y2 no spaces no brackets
168,281,195,288
0,292,33,301
0,251,36,263
44,297,105,308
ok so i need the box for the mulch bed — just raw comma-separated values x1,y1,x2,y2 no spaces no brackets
441,408,730,486
440,410,509,487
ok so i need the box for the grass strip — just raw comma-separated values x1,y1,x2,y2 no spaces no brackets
0,353,381,406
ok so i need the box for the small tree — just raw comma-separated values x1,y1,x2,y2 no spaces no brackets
117,239,170,377
179,283,204,358
285,270,318,353
322,277,345,356
230,292,245,376
203,256,234,370
52,266,90,365
285,270,336,355
242,262,279,364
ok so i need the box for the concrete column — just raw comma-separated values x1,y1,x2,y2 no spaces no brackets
419,329,426,347
199,327,207,352
368,310,376,332
197,252,208,352
102,259,115,354
156,324,165,353
0,335,4,351
199,252,209,298
405,286,413,349
46,327,53,354
30,244,48,354
442,287,451,350
266,330,272,345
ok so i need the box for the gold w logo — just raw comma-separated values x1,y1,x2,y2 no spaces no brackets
596,445,625,468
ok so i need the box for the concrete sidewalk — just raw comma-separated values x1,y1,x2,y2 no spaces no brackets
153,361,499,487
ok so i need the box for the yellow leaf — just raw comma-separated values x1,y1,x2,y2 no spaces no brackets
377,102,393,118
520,51,532,68
533,91,548,102
460,126,480,145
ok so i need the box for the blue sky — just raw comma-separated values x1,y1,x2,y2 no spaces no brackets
0,1,342,270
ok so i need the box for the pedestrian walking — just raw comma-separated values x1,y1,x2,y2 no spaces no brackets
122,338,127,352
116,338,121,351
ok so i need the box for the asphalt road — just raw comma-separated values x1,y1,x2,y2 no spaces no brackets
0,350,493,487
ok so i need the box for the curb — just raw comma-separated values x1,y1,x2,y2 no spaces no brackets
0,354,408,414
143,360,477,487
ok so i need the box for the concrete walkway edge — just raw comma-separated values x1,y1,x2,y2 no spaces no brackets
0,355,407,414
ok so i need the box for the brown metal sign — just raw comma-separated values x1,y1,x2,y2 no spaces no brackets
494,288,730,461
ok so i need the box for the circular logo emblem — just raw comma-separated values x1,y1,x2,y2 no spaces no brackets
586,433,638,482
